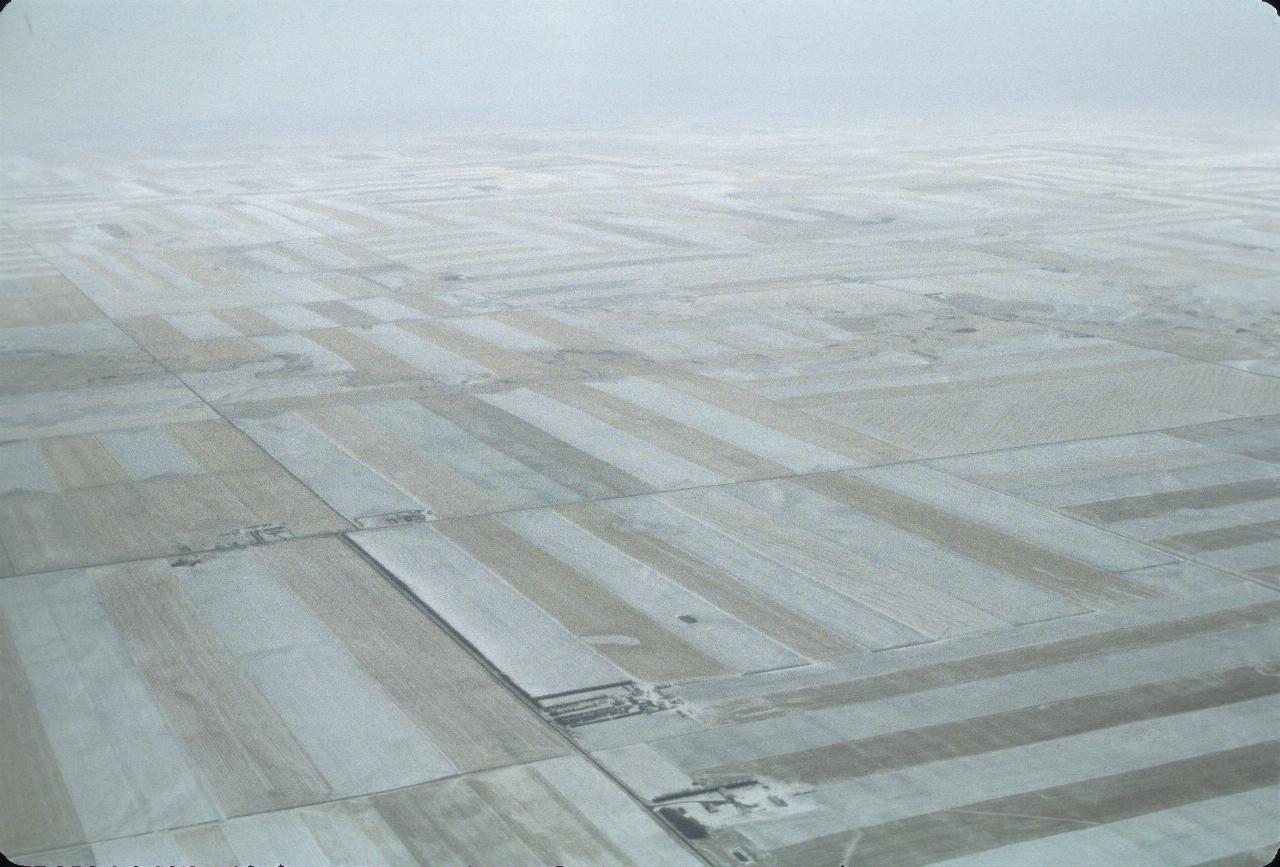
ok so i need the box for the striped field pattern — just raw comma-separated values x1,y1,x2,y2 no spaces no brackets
1,125,1278,864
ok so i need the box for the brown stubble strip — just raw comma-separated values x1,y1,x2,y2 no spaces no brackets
257,537,565,772
304,300,379,328
467,763,636,866
171,823,239,865
0,492,86,576
709,600,1280,726
300,402,506,517
541,379,787,480
116,314,190,348
667,486,1002,639
436,514,728,683
157,337,273,373
371,775,545,865
1156,519,1280,555
701,664,1280,788
37,434,129,489
774,741,1280,867
136,473,257,545
215,468,350,535
96,559,332,816
660,369,915,465
400,318,558,381
440,394,648,500
563,501,859,660
1,291,100,329
303,327,425,386
211,307,282,337
795,472,1161,607
1067,478,1280,524
0,613,86,856
167,419,274,473
496,310,634,361
63,483,180,566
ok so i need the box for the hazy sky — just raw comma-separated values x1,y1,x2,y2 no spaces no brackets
2,0,1278,149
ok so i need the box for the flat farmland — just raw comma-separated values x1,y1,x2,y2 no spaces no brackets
2,124,1278,865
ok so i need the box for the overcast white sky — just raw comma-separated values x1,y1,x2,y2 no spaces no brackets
2,0,1278,149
